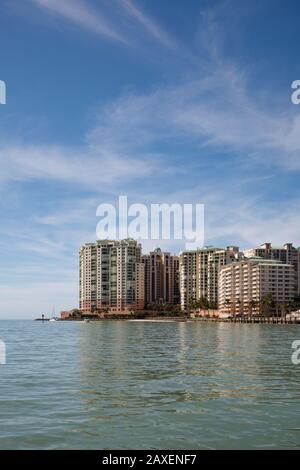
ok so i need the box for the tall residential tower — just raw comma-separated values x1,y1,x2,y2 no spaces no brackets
79,239,145,313
179,246,240,311
142,248,180,305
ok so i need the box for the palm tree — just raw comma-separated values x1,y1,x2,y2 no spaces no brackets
275,300,280,321
197,296,209,311
284,300,295,322
294,296,300,311
224,298,231,317
236,298,242,321
188,297,197,317
230,299,237,321
260,293,275,320
244,302,251,322
249,299,258,321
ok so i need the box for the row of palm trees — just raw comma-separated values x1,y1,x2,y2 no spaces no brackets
225,294,299,320
188,294,300,321
188,296,218,312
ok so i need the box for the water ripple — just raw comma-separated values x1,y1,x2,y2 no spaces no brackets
0,320,299,449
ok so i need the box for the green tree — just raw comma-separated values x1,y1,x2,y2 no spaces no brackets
224,298,231,318
236,298,242,320
284,300,295,321
260,293,275,318
249,299,258,319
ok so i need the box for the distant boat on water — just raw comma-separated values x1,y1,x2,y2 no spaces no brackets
35,307,58,322
35,314,49,321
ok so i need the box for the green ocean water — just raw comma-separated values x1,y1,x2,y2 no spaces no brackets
0,320,299,449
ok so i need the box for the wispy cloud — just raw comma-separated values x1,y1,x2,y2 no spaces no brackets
0,225,69,258
32,0,127,43
0,143,158,187
31,0,186,56
88,62,300,171
118,0,177,51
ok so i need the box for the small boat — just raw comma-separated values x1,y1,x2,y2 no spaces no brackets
36,306,56,322
46,307,57,322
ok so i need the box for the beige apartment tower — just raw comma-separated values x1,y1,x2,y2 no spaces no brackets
218,257,295,316
179,246,240,311
79,239,145,312
244,243,300,296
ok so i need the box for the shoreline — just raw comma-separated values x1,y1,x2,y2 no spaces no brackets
55,316,300,324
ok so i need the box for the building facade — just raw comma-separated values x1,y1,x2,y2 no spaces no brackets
244,243,300,296
79,239,145,312
218,257,295,316
172,255,180,305
79,239,299,315
142,248,180,305
179,246,240,311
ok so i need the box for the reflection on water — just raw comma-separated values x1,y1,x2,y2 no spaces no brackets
0,320,300,449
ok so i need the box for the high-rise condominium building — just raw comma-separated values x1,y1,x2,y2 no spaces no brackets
172,255,180,306
142,248,180,305
179,246,240,311
244,243,300,296
79,239,145,312
219,257,295,316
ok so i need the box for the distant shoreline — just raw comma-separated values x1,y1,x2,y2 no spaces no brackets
35,316,300,324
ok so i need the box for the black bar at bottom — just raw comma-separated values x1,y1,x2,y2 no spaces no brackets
0,449,293,466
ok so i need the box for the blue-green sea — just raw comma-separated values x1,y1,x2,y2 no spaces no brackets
0,320,299,449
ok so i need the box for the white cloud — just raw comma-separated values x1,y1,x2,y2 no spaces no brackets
25,0,300,172
31,0,188,58
0,144,157,186
118,0,178,51
204,190,300,249
88,67,300,170
32,0,126,43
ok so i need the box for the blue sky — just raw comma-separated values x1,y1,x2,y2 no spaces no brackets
0,0,300,318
